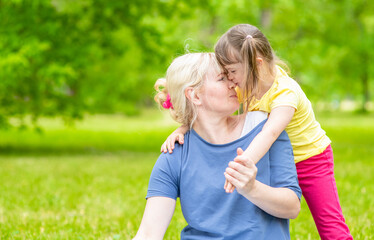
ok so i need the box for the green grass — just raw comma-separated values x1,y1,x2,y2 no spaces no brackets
0,110,373,239
1,111,179,155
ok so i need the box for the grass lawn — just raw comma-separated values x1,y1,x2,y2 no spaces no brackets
0,110,373,239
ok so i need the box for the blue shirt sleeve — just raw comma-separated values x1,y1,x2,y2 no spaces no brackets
146,150,181,200
269,131,302,200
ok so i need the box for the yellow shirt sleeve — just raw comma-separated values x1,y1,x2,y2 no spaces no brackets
245,66,331,163
270,88,298,110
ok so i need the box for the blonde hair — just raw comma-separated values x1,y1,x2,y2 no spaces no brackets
154,53,221,128
215,24,288,111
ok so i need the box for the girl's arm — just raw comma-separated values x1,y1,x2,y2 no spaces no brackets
242,106,295,163
133,197,176,240
225,106,295,193
224,147,300,219
161,125,189,153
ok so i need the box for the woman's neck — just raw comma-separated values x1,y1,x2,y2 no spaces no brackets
192,112,245,145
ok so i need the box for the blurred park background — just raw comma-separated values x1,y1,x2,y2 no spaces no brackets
0,0,373,239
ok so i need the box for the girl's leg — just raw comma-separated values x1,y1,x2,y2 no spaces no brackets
296,145,353,240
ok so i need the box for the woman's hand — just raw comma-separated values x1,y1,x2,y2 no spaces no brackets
225,146,300,219
224,148,258,196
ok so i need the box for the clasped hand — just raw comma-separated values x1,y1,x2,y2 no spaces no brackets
224,148,257,196
161,131,258,196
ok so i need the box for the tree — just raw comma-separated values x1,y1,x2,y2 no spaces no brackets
0,0,207,127
0,0,372,129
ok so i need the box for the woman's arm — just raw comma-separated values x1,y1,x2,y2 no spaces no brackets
240,180,300,219
133,197,176,240
224,148,300,219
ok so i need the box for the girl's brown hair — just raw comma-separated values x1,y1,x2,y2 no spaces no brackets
215,24,285,111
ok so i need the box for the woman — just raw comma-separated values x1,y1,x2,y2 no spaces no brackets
133,53,301,240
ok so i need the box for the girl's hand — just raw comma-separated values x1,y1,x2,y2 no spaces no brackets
224,148,258,196
161,132,185,153
161,125,188,153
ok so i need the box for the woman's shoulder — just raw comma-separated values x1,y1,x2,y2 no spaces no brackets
157,131,193,163
246,111,268,120
240,111,268,138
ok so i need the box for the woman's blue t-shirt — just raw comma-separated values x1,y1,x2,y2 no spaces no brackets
147,120,302,240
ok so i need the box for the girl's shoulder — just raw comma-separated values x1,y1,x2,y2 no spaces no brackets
275,66,301,93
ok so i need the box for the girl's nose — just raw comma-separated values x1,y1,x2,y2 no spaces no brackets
228,79,237,89
227,73,233,81
228,74,240,86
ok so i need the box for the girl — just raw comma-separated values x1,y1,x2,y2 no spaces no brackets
162,24,353,240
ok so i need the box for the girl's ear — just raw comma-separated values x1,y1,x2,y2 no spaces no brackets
185,87,202,106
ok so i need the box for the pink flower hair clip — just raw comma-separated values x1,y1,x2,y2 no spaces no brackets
162,93,174,109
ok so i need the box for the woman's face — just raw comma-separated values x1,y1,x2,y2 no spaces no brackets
199,67,239,115
225,63,245,88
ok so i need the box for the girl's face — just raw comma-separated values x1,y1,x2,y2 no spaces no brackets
225,63,245,88
199,68,239,115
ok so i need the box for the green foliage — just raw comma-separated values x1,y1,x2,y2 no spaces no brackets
0,0,373,126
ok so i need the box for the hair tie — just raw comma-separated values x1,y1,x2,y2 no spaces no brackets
246,35,253,39
162,93,174,109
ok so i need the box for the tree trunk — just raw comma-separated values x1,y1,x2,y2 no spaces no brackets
361,54,369,112
260,8,272,29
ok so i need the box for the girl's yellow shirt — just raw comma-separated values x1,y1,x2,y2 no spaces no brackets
241,66,331,163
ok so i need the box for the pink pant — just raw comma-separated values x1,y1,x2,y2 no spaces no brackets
296,145,353,240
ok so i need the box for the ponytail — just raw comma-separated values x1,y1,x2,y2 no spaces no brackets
240,35,260,111
154,78,168,107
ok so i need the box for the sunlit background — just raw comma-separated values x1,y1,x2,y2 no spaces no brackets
0,0,373,239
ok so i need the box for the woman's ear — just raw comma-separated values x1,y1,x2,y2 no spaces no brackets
256,57,263,66
185,87,202,106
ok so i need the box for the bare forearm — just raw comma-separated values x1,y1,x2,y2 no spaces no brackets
175,124,189,133
242,130,278,164
133,232,162,240
133,222,165,240
242,181,300,219
133,197,176,240
133,233,159,240
243,106,295,164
